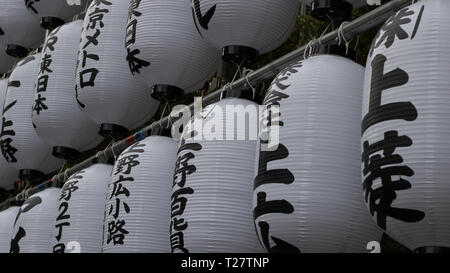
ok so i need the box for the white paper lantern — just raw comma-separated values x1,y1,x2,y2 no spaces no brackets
103,133,178,253
52,163,113,253
254,55,382,253
32,20,103,160
24,0,86,29
190,0,298,63
126,0,219,100
1,54,63,179
75,0,158,139
10,188,60,253
362,0,450,252
0,78,19,189
170,95,263,253
0,205,20,253
0,0,45,58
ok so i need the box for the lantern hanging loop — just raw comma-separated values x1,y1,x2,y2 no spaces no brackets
244,68,256,100
337,21,351,55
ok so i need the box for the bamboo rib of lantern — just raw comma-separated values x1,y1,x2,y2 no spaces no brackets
0,0,411,211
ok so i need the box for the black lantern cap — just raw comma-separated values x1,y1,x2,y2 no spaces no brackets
52,146,81,160
151,84,185,102
312,43,356,61
222,45,259,67
150,126,172,138
99,123,130,141
220,87,262,104
19,169,44,181
40,16,65,31
5,44,29,58
311,0,353,22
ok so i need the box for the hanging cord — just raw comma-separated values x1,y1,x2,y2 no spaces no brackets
337,21,351,55
244,68,257,100
303,38,316,60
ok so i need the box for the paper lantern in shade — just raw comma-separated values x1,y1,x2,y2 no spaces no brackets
75,0,158,140
253,55,382,253
0,204,20,253
52,163,113,253
103,130,178,253
126,0,219,101
170,92,263,253
24,0,87,30
190,0,298,66
0,0,45,58
0,78,19,190
32,20,103,160
299,0,366,21
361,0,450,253
10,188,60,253
1,54,63,180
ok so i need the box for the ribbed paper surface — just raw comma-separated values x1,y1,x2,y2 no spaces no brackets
32,20,103,152
103,136,178,253
24,0,85,22
0,206,20,253
362,0,450,250
127,0,219,93
76,0,158,130
0,0,44,48
2,54,62,173
191,0,299,54
11,188,60,253
255,55,382,253
51,164,112,253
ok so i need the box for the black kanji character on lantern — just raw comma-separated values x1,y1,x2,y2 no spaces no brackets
173,143,202,188
191,0,216,38
375,8,414,49
33,94,48,115
79,68,99,88
125,19,138,47
128,0,142,19
362,131,425,230
171,187,194,218
107,219,129,245
108,197,131,219
126,48,150,75
60,178,80,201
39,54,53,74
92,0,112,7
87,8,109,29
54,221,70,242
361,54,416,135
44,34,59,53
1,100,18,163
253,192,299,253
81,50,99,67
114,154,140,175
10,227,26,253
53,244,65,253
25,0,38,14
170,231,188,253
83,29,101,49
254,144,294,189
36,75,49,93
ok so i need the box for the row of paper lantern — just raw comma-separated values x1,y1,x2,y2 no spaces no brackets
0,0,306,189
1,0,449,253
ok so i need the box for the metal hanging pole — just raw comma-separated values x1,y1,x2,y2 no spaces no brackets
0,0,411,211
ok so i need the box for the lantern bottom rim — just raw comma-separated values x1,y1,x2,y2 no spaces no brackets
40,16,65,31
52,146,81,161
311,0,353,22
222,45,258,67
151,84,184,102
5,44,29,59
19,169,44,181
99,123,129,141
414,246,450,253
